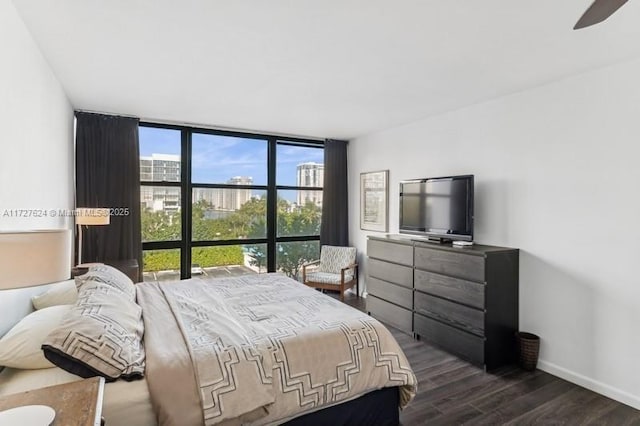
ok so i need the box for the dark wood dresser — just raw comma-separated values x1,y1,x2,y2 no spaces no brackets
366,237,414,334
366,235,519,370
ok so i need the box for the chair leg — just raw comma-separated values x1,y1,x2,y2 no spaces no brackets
340,286,345,302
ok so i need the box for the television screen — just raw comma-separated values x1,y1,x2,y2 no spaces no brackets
399,175,474,241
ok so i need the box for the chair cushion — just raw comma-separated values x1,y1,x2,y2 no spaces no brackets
306,271,354,285
318,246,356,274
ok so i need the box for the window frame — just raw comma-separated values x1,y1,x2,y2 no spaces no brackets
139,122,324,279
275,141,323,239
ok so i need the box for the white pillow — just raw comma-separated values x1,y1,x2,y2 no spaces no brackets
31,280,78,310
0,305,72,369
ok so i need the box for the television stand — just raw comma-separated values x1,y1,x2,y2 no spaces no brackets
366,235,519,370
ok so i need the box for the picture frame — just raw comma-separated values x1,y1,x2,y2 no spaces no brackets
360,170,389,232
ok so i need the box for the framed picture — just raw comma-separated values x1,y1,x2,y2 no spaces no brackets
360,170,389,232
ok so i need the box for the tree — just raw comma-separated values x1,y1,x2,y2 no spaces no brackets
272,240,319,280
141,195,322,278
141,209,180,242
191,200,230,241
141,207,182,272
246,198,321,279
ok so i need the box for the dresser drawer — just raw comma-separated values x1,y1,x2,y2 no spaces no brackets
367,295,413,333
367,258,413,288
414,292,484,335
414,270,485,309
414,313,485,366
367,239,413,267
367,277,413,309
414,246,484,282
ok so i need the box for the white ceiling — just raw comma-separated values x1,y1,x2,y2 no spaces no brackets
12,0,640,139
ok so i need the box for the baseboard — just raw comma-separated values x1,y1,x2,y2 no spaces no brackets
537,359,640,410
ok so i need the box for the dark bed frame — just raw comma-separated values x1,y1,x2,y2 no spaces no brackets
283,386,400,426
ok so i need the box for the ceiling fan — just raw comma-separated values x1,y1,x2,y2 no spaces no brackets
574,0,629,29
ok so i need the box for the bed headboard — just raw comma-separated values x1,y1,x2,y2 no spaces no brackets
0,229,72,336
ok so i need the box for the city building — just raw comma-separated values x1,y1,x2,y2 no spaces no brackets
141,154,181,212
192,176,253,211
226,176,253,210
192,187,224,209
296,162,324,207
140,153,180,182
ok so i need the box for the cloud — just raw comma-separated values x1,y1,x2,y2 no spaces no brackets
141,128,322,187
277,145,323,164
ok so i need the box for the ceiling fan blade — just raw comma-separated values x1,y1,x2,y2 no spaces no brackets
574,0,629,29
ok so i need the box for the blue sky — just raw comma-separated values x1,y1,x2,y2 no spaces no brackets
139,127,323,199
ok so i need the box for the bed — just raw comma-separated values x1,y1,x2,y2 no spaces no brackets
0,269,416,425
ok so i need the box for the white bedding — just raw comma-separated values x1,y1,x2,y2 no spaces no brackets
0,366,156,426
0,274,414,425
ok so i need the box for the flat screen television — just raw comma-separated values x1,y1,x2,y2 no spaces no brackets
399,175,474,242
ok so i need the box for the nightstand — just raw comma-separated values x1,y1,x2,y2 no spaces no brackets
0,377,105,425
107,259,139,283
71,259,140,283
71,265,91,277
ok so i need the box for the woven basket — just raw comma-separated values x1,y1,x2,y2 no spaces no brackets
516,332,540,371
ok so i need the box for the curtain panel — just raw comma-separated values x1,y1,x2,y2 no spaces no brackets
320,139,349,247
75,112,142,280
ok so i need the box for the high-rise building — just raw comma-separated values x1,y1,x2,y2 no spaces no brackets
226,176,253,210
140,154,181,182
140,154,181,212
192,176,253,211
152,187,181,212
140,157,153,181
141,151,253,213
296,162,324,207
193,187,224,209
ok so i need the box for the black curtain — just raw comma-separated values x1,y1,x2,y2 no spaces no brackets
76,112,142,280
320,139,349,246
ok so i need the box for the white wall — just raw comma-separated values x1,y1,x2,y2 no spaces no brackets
349,57,640,409
0,0,74,231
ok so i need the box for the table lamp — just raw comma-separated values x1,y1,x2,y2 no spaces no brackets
76,208,110,266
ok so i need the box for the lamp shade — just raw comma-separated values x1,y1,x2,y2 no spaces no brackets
0,230,72,289
76,208,110,226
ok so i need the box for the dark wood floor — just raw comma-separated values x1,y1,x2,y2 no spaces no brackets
334,291,640,425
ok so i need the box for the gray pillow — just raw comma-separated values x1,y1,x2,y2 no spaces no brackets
75,264,135,301
42,279,145,381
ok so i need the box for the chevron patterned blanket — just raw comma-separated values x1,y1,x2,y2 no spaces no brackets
137,273,416,425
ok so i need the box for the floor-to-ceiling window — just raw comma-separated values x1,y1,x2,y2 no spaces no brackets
275,142,323,278
139,126,183,281
139,124,323,282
